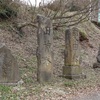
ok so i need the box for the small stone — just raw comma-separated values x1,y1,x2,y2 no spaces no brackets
93,63,100,68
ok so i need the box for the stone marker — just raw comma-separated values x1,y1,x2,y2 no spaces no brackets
63,27,83,79
0,44,20,85
37,14,53,83
93,45,100,68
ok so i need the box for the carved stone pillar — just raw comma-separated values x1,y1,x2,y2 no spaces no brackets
37,14,53,83
63,27,83,79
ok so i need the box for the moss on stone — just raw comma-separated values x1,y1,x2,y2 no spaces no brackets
77,28,88,41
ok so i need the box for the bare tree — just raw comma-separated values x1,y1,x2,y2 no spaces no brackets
11,0,99,35
44,0,98,29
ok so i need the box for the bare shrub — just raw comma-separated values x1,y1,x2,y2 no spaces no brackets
0,0,20,19
10,0,99,37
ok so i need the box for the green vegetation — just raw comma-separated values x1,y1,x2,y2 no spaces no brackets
0,85,11,93
78,28,88,41
64,81,75,87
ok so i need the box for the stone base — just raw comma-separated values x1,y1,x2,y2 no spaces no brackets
93,63,100,68
0,80,23,86
0,83,18,86
63,65,86,79
62,74,86,79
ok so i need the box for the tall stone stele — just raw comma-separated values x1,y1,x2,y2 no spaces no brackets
63,27,83,79
0,44,20,84
37,14,53,83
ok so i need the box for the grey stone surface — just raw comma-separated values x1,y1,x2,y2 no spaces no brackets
93,45,100,68
0,44,20,83
37,14,53,83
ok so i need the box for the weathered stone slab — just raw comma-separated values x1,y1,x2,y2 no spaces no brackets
37,14,53,83
0,44,20,84
63,27,83,79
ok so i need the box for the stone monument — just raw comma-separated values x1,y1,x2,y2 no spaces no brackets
63,27,83,79
0,44,20,85
37,14,53,83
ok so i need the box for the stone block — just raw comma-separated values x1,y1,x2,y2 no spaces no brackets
0,44,20,84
